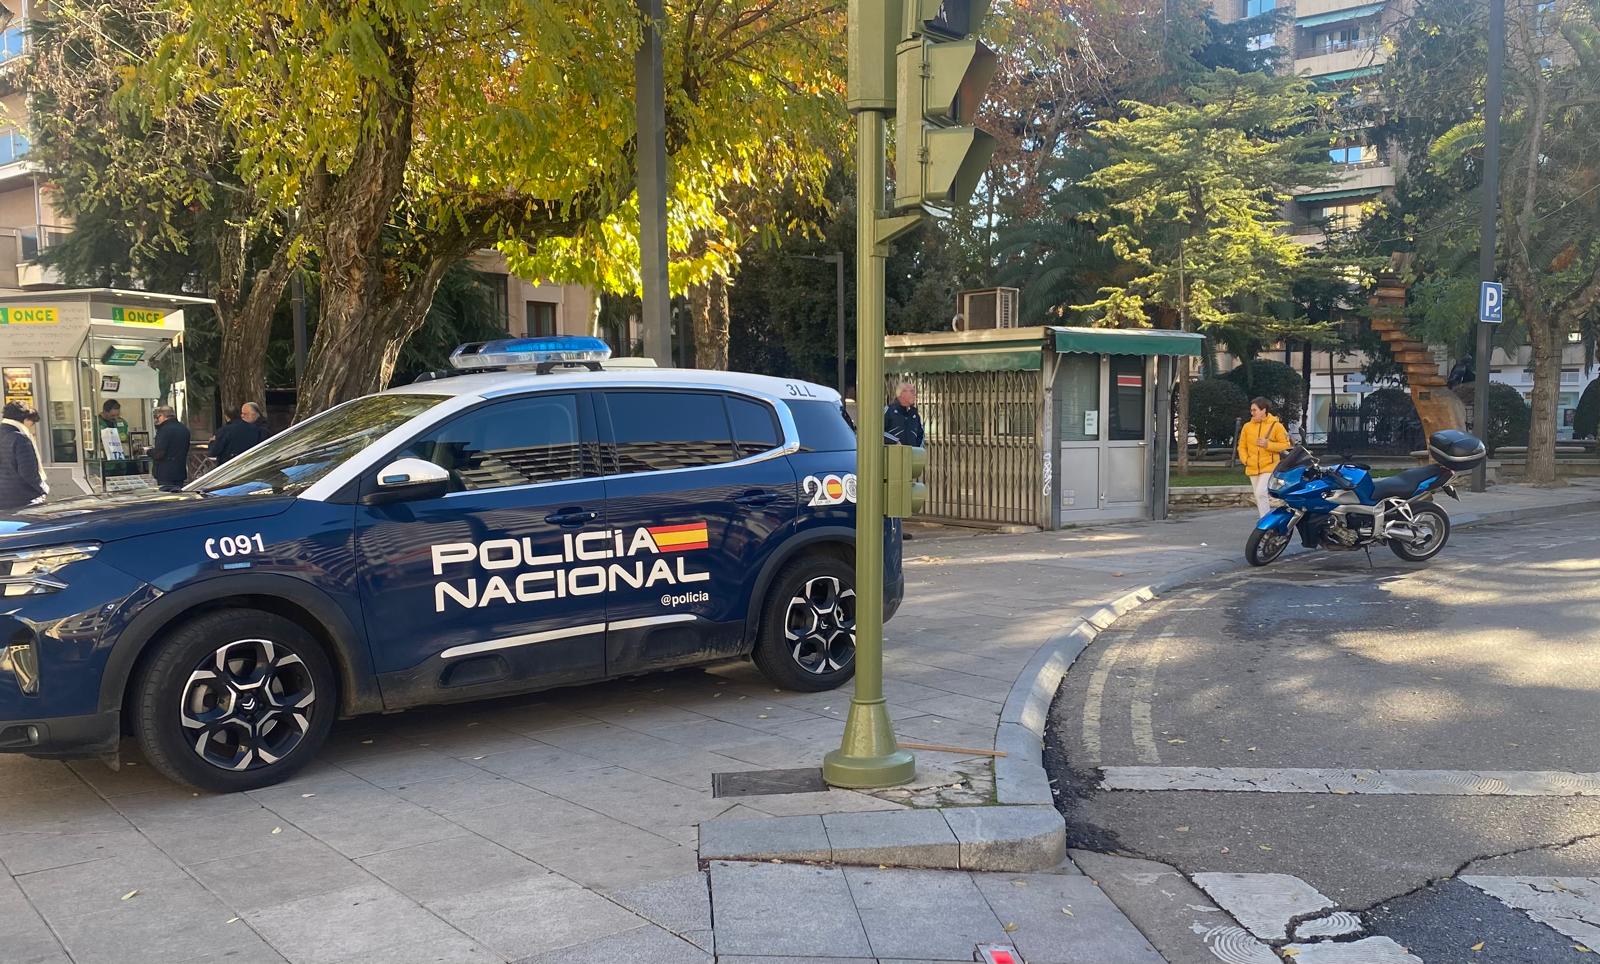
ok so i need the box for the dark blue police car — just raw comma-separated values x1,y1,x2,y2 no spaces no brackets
0,338,901,791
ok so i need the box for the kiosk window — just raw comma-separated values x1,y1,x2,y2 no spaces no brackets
1108,355,1146,441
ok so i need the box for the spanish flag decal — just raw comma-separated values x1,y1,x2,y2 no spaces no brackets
647,522,710,552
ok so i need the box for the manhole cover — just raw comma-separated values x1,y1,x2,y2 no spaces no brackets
711,767,828,798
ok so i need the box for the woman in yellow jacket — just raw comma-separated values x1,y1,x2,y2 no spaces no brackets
1237,396,1292,517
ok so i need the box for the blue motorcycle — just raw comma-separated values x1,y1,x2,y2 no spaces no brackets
1246,430,1487,567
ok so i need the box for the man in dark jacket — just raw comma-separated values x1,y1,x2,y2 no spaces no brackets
0,402,45,511
884,382,925,447
208,401,266,465
149,405,191,490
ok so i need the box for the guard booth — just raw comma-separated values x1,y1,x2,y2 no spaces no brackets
884,326,1204,528
0,288,212,496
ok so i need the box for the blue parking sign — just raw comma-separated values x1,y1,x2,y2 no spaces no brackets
1479,281,1504,324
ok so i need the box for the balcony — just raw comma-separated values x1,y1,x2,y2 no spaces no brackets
1295,38,1388,79
1296,0,1389,18
1331,160,1395,192
0,127,32,186
0,223,70,290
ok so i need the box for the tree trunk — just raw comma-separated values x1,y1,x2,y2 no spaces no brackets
690,273,730,370
1524,313,1563,485
1300,340,1313,442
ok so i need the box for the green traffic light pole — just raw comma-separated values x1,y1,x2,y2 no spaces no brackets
822,103,917,789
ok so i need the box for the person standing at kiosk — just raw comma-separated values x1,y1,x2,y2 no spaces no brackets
0,402,45,511
150,406,191,491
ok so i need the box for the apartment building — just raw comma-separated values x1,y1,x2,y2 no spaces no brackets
1207,0,1594,440
0,0,68,290
467,249,600,341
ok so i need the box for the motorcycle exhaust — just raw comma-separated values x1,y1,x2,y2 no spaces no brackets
1383,521,1418,541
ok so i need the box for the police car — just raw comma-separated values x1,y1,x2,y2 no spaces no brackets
0,337,902,792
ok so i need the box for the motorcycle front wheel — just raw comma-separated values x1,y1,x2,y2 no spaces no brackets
1245,526,1290,567
1389,502,1451,562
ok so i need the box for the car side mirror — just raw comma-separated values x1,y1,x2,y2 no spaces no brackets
362,458,451,505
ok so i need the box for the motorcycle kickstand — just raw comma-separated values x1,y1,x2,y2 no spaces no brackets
1363,545,1375,569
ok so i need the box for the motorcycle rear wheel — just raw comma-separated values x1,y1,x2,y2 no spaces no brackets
1389,502,1450,562
1245,526,1290,567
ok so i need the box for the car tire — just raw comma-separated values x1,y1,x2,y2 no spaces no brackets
131,609,336,793
752,554,858,692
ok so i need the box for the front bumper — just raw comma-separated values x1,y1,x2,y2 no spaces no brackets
0,559,149,756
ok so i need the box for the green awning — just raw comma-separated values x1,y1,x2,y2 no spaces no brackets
1295,185,1384,203
1296,3,1385,28
1312,65,1383,84
1049,326,1204,357
885,347,1042,374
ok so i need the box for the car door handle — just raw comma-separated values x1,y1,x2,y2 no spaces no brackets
544,507,598,527
735,489,780,507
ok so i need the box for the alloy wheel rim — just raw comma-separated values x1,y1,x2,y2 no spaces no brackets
1408,517,1444,554
785,575,856,674
1259,531,1289,561
180,638,315,771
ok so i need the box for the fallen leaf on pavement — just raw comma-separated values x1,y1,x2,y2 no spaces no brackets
1003,922,1019,933
121,890,138,901
271,827,282,835
1176,826,1190,832
1167,738,1187,745
1471,942,1485,952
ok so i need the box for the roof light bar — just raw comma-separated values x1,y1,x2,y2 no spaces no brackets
450,336,613,371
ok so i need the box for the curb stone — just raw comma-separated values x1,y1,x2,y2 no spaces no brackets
696,496,1600,873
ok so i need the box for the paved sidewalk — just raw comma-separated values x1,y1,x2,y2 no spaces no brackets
1,481,1595,963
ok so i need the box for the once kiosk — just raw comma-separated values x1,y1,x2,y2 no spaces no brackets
0,289,212,496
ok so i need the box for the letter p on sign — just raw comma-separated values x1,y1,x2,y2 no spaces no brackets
1480,281,1504,324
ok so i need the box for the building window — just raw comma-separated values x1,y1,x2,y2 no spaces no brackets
0,129,30,165
477,272,510,326
1247,32,1276,51
0,24,24,63
1328,143,1372,165
1245,0,1275,17
525,300,557,337
1310,24,1368,54
1537,0,1557,35
1311,202,1367,231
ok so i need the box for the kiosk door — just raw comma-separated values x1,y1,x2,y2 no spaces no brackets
1055,354,1153,523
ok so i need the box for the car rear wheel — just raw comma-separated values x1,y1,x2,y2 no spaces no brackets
131,609,335,793
752,554,857,692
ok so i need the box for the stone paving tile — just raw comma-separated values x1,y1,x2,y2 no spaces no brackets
518,764,731,834
102,783,267,827
14,846,190,916
641,717,779,751
334,746,491,788
844,867,1011,960
741,788,907,817
63,758,176,797
714,736,835,769
137,806,316,867
0,826,156,877
245,881,467,964
708,861,872,959
585,700,720,730
906,693,1004,728
424,872,647,960
608,871,712,950
0,784,132,835
320,934,498,964
46,879,267,964
356,834,544,905
247,776,472,859
973,872,1165,964
469,740,613,780
1191,871,1337,942
1280,936,1423,963
0,871,71,964
387,772,551,815
186,839,374,914
525,823,699,892
511,923,710,964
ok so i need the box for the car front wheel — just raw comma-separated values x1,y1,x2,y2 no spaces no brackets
131,609,335,792
752,554,858,692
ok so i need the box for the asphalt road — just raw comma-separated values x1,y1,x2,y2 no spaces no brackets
1045,516,1600,963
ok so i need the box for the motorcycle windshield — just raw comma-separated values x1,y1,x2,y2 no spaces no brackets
1276,446,1312,474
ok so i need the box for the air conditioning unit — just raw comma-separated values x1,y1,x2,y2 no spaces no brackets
954,287,1020,331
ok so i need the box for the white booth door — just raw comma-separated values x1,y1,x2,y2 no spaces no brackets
1056,354,1152,524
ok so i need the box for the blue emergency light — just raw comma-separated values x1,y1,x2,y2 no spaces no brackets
449,336,613,371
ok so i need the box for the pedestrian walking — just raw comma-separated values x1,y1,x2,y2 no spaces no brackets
149,405,191,491
1237,396,1291,517
0,402,45,512
208,401,266,465
884,382,924,447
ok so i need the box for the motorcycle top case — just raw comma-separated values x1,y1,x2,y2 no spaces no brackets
1428,430,1487,469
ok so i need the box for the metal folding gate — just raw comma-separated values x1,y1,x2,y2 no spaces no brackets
887,371,1042,526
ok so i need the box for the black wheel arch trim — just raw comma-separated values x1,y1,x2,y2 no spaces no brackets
742,525,857,651
100,572,383,721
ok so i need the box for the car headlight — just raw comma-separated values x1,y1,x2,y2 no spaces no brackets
1,544,99,597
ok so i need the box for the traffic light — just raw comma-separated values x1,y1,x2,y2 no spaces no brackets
883,444,927,518
892,0,998,212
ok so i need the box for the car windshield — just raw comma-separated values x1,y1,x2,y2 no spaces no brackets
193,393,446,497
